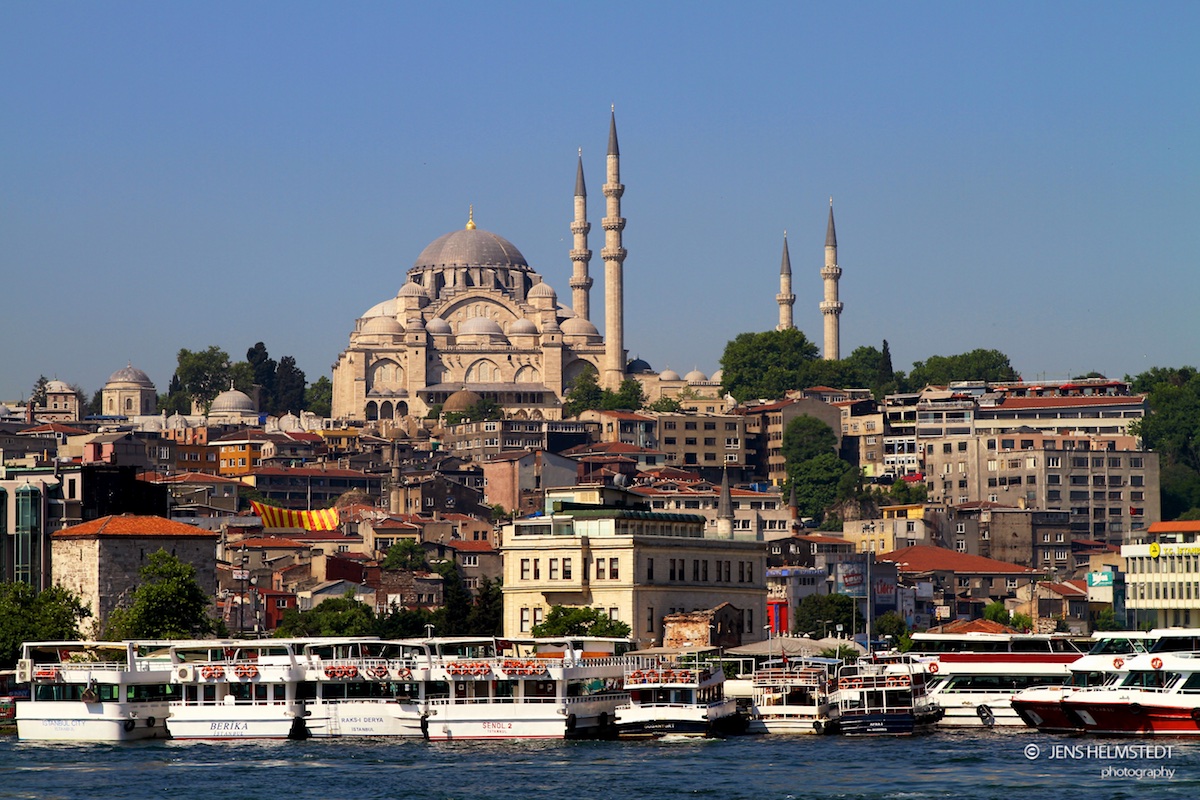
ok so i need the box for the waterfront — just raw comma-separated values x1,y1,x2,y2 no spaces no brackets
3,729,1199,800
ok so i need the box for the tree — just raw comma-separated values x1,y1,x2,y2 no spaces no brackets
274,592,376,637
644,395,682,412
375,605,436,639
30,375,49,407
719,329,821,403
159,373,189,415
305,376,333,417
886,479,929,505
603,379,646,411
983,601,1011,626
175,346,233,412
562,368,603,418
791,593,863,638
877,340,895,393
246,342,278,412
273,355,307,415
532,606,632,638
104,550,217,639
782,415,837,466
433,561,472,635
464,577,504,635
464,397,504,422
87,388,104,417
381,539,429,572
1010,612,1033,632
0,583,91,668
873,610,908,642
1092,607,1120,631
786,452,857,518
1129,365,1200,519
906,349,1019,389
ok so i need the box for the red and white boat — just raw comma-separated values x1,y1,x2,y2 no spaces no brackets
1057,650,1200,735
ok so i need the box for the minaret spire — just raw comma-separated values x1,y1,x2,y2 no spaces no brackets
602,108,627,391
569,148,593,320
716,469,734,539
776,231,795,331
820,198,843,360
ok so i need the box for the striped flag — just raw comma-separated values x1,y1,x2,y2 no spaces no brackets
251,500,340,531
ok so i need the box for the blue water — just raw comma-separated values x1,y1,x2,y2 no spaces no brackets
3,729,1198,800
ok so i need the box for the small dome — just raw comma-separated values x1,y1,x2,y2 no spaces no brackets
507,319,538,335
685,369,709,383
142,418,163,432
0,404,12,415
45,380,72,393
561,317,600,336
210,388,255,414
627,357,653,374
361,298,397,319
458,316,505,336
278,412,301,432
443,388,483,413
107,365,154,387
659,369,682,382
398,282,427,298
528,282,557,300
426,317,452,335
360,316,404,335
166,413,190,430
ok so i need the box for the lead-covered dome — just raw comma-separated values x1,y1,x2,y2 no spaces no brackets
107,365,154,387
210,388,255,414
414,227,528,270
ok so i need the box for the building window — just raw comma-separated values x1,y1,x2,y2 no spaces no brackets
520,559,531,580
533,559,541,580
520,608,530,632
549,558,559,580
647,607,655,633
462,555,479,567
702,560,709,581
609,558,619,580
596,558,606,580
646,558,654,581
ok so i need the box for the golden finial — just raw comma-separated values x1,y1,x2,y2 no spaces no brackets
465,204,476,230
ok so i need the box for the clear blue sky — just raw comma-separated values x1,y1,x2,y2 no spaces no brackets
2,2,1197,403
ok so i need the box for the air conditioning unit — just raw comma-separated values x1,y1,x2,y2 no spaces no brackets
16,658,32,684
175,665,195,682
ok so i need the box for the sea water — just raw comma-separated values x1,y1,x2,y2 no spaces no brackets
2,729,1198,800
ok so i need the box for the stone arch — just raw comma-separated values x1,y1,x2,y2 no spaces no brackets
380,401,394,419
514,365,542,383
563,358,599,387
466,358,501,383
370,359,405,390
365,401,379,421
395,401,409,417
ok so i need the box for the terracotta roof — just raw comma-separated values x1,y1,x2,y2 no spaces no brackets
1044,580,1088,598
54,514,218,539
925,619,1019,634
1149,520,1200,534
249,466,375,478
878,545,1034,575
372,519,422,531
231,536,310,549
444,539,497,553
989,395,1144,410
19,423,89,435
157,472,243,485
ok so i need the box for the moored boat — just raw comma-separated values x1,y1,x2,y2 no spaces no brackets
745,658,836,735
616,659,743,738
827,654,942,736
1056,650,1200,736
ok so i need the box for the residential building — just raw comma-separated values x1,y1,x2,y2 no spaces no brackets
741,398,841,485
482,449,579,517
1123,520,1200,628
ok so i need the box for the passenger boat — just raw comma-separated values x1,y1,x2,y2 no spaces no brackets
424,636,631,740
298,638,430,738
615,659,744,738
745,658,836,735
826,654,942,736
1056,650,1200,736
16,640,175,741
165,640,310,739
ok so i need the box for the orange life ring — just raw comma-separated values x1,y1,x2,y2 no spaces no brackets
849,678,862,689
886,676,899,687
1113,657,1125,669
898,674,911,687
324,666,337,678
396,668,413,680
629,671,643,681
928,663,940,674
343,665,359,679
838,677,853,690
1151,657,1164,670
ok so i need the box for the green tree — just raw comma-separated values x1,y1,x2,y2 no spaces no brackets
562,368,604,418
433,561,472,635
381,539,429,571
0,583,92,668
874,610,908,641
886,479,929,505
246,342,278,412
275,592,376,637
465,577,504,635
1129,366,1200,518
273,356,306,415
791,593,863,638
30,375,49,407
786,452,857,518
305,376,333,417
464,397,504,421
644,395,683,412
104,550,217,639
176,346,233,412
1010,612,1033,632
876,339,896,395
782,415,837,465
1092,607,1120,631
983,601,1011,626
602,379,646,411
375,605,436,638
719,328,821,402
87,388,104,417
532,606,632,638
906,348,1019,389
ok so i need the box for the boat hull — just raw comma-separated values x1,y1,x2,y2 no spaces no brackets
834,707,943,736
1061,698,1200,736
1011,695,1082,733
305,701,426,738
166,707,307,740
17,703,171,742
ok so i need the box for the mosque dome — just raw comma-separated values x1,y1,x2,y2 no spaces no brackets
426,317,452,335
685,369,709,383
413,226,529,271
166,413,190,430
45,380,72,394
710,369,723,384
561,317,600,336
527,282,557,300
107,365,154,388
659,369,682,382
361,298,397,320
507,318,538,335
210,388,255,414
627,357,653,374
360,316,405,336
458,317,505,337
443,388,483,413
398,282,427,298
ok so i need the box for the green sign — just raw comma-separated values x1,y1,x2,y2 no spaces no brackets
1087,571,1115,587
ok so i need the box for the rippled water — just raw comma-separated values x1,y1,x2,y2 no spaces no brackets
3,729,1199,800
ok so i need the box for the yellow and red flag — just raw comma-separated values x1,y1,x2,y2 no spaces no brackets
251,500,340,531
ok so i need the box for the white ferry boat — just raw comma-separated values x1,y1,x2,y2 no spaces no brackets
424,636,631,740
826,654,942,736
298,638,430,738
745,658,836,735
16,640,175,741
165,640,310,739
1056,650,1200,735
615,658,743,738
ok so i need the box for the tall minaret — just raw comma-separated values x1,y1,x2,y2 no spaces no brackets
602,108,627,391
568,150,593,321
820,199,843,360
776,232,795,331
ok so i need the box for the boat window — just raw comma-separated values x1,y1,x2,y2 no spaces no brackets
297,682,318,701
1010,639,1051,653
1122,670,1177,689
1150,637,1200,653
1179,673,1200,693
426,680,450,699
1088,638,1141,656
1067,671,1105,687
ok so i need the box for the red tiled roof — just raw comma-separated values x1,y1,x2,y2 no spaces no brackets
1149,521,1200,534
878,545,1034,575
232,536,310,549
925,619,1019,634
158,472,243,484
1044,581,1088,598
54,515,217,539
20,423,89,435
990,395,1144,410
444,539,496,553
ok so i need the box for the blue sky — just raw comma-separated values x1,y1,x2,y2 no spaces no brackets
2,2,1197,403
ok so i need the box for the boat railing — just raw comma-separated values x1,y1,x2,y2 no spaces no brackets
753,668,826,687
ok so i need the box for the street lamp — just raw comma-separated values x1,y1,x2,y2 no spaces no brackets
424,623,435,640
820,619,834,639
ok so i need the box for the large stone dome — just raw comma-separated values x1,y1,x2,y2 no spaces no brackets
413,226,528,270
210,388,255,414
443,388,483,413
107,365,154,387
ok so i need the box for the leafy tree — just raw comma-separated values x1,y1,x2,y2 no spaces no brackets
906,349,1019,389
532,606,632,638
104,550,217,639
274,356,306,415
87,388,104,417
819,644,863,662
381,539,429,572
644,395,683,412
176,346,233,412
719,328,821,402
1092,607,1120,631
465,397,504,421
563,368,604,418
158,373,189,415
1010,612,1033,632
877,340,895,393
246,342,278,412
30,375,49,407
490,504,512,522
874,610,908,640
464,577,504,635
0,583,92,668
274,592,376,637
782,415,837,465
791,593,863,638
603,379,646,411
375,605,436,638
983,601,1011,626
886,479,929,505
786,452,857,518
1129,366,1200,518
433,561,472,635
305,376,333,417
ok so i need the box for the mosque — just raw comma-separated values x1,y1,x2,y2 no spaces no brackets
329,112,844,424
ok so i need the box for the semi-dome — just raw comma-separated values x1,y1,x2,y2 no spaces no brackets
527,281,557,300
560,317,600,336
414,226,528,270
685,369,709,383
507,318,538,335
659,369,682,382
107,365,154,387
398,282,427,298
458,316,505,336
443,388,483,413
360,316,404,335
210,388,255,414
361,298,397,320
45,380,72,393
426,317,452,335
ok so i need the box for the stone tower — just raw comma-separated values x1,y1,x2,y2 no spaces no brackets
776,232,795,331
601,109,627,391
820,200,843,360
569,150,593,321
